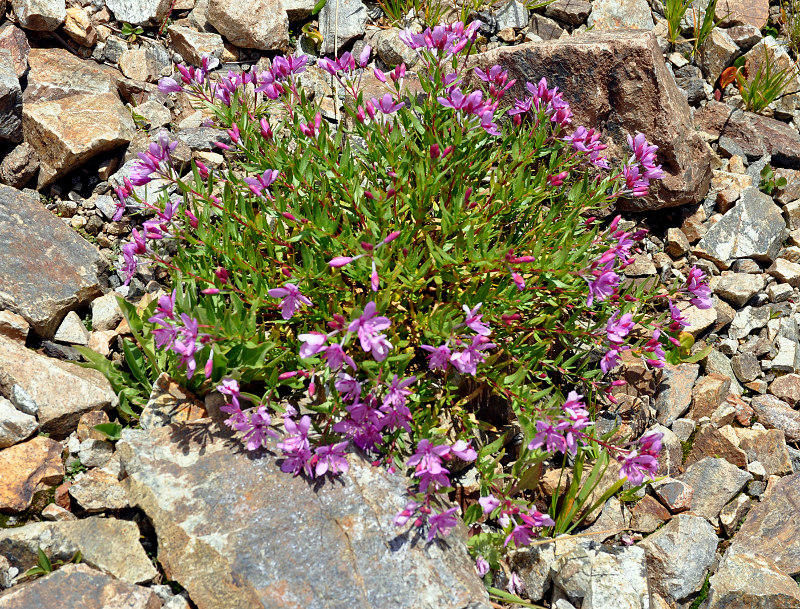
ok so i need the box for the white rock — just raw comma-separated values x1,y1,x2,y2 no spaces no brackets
54,311,90,345
11,0,66,31
90,293,123,332
0,396,38,448
319,0,366,54
105,0,172,25
9,384,38,416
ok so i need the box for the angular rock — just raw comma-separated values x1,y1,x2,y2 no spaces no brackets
695,100,800,167
768,259,800,287
207,0,289,51
719,493,751,537
23,92,135,188
529,14,564,40
730,352,760,383
63,6,96,47
69,469,128,512
770,373,800,406
167,25,224,66
90,293,123,332
553,542,650,609
10,0,65,31
544,0,591,25
0,436,63,513
638,514,718,604
140,373,207,430
708,551,800,609
23,48,115,103
629,495,670,533
0,311,28,342
716,0,769,29
652,477,693,513
736,427,793,477
685,424,747,468
0,141,39,188
78,439,113,468
319,0,366,54
655,363,699,426
689,373,731,419
0,564,160,609
0,396,37,449
118,422,490,609
0,24,30,78
679,457,752,523
712,272,764,307
751,394,800,441
0,335,115,437
118,44,171,83
586,0,653,30
106,0,172,25
695,187,785,265
0,517,156,583
0,50,22,143
727,473,800,575
54,311,89,346
704,350,743,394
679,301,718,337
473,31,711,210
696,27,739,85
368,27,418,69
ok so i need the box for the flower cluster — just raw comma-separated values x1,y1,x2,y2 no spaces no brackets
618,431,662,485
148,291,212,379
422,304,497,376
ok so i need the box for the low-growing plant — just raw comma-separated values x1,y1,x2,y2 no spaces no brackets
760,163,788,195
691,0,725,56
664,0,693,44
736,47,799,113
105,21,712,582
782,0,800,58
23,548,81,579
120,22,144,43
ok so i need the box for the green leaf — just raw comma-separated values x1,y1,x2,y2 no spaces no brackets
311,0,327,16
93,423,123,442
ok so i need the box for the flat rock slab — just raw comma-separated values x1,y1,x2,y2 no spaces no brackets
0,564,160,609
708,551,800,609
751,394,800,442
24,48,116,103
471,30,712,209
0,517,157,583
0,436,63,513
695,100,800,167
679,457,752,523
0,185,103,338
118,422,491,609
0,335,116,437
727,473,800,576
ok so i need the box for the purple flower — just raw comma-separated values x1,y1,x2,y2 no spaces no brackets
528,418,568,453
504,523,533,548
268,282,312,320
242,406,278,450
243,169,280,198
668,299,690,329
479,494,500,515
408,439,451,491
685,266,712,309
507,572,525,596
450,439,477,461
476,556,490,577
450,335,496,376
314,442,349,476
298,332,327,358
158,77,182,93
601,348,621,374
383,375,416,410
618,450,659,486
371,93,405,114
278,415,313,476
462,303,491,336
427,506,459,541
318,52,356,76
421,343,452,371
585,269,619,307
335,373,362,402
348,302,393,361
394,500,420,527
606,312,635,345
322,342,356,370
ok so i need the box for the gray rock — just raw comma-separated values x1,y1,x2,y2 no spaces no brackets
118,422,491,609
730,352,760,382
0,142,39,188
638,514,719,603
712,272,765,307
118,44,171,83
737,427,793,477
0,396,37,448
370,27,419,69
0,518,157,584
728,305,771,340
655,363,700,426
53,310,89,346
768,258,800,287
707,551,800,609
167,24,224,66
319,0,367,54
704,350,743,395
495,0,529,30
0,50,22,143
751,394,800,441
696,27,739,85
553,542,650,609
106,0,172,25
207,0,289,51
78,438,114,468
727,473,800,576
0,185,104,338
68,468,129,512
9,384,37,416
680,457,752,523
587,0,654,30
130,100,171,129
10,0,65,31
696,187,785,265
510,543,556,602
0,335,115,437
176,126,231,151
529,14,564,40
0,564,161,608
103,35,128,64
90,293,123,332
545,0,591,25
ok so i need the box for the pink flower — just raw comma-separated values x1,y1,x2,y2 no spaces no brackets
606,312,635,345
479,495,500,515
462,303,491,336
421,343,451,371
348,301,393,361
298,332,327,358
314,442,350,476
585,269,619,307
476,556,490,577
427,506,459,541
268,282,312,319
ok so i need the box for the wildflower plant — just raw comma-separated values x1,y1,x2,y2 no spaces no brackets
108,21,712,579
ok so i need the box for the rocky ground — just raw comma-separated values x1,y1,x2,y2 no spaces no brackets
1,0,800,607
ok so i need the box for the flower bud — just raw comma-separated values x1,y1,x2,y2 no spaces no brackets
382,231,400,244
329,256,354,268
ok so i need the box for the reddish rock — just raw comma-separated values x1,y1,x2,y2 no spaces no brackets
716,0,769,29
737,428,793,477
0,24,30,77
690,373,731,420
54,481,72,510
630,495,671,533
695,101,800,168
471,30,712,209
653,478,694,513
770,374,800,407
685,424,747,469
751,394,800,442
0,437,64,513
655,363,700,426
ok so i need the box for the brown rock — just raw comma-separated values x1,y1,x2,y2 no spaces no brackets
736,428,793,477
719,493,752,537
630,495,670,533
679,457,752,523
0,310,28,342
690,373,731,419
751,394,800,442
0,141,39,188
707,552,800,609
0,24,30,78
207,0,289,51
730,393,755,425
655,363,700,426
716,0,769,29
0,564,161,608
23,92,134,188
63,6,96,47
769,374,800,407
652,477,694,513
545,0,591,25
23,48,117,104
54,481,71,510
727,473,800,575
685,424,747,468
0,335,116,437
471,31,712,209
695,101,800,167
68,469,129,512
76,411,111,442
0,436,63,513
140,373,207,430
